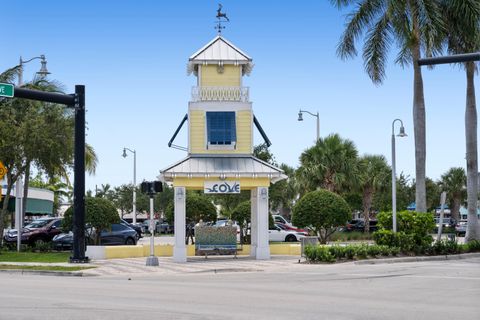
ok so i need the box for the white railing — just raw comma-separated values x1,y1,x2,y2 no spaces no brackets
191,86,249,102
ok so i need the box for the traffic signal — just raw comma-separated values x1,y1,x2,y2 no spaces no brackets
140,181,163,195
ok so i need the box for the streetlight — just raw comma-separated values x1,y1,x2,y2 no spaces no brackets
122,147,137,225
391,119,407,233
18,55,50,86
298,109,320,141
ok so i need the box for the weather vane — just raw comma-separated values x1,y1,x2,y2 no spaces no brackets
215,4,229,34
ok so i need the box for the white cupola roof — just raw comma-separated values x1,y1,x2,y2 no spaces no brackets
187,35,254,76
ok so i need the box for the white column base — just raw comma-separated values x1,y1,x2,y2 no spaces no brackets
173,247,187,263
173,187,187,263
254,187,270,260
250,189,258,258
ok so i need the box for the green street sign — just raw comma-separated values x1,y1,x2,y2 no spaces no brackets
0,83,14,98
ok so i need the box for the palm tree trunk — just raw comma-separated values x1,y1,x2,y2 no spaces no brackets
452,195,461,223
412,42,427,213
21,160,31,222
465,62,479,242
363,188,373,232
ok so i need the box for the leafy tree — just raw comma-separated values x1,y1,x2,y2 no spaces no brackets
165,192,217,224
231,200,251,244
439,0,480,241
29,173,71,214
297,133,358,194
372,172,414,212
63,197,120,245
292,189,351,244
358,155,391,231
439,167,466,222
332,0,445,213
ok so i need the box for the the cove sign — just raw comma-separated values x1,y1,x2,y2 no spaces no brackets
204,181,240,194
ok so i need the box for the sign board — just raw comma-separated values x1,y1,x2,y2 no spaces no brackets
0,162,6,180
204,181,240,194
0,83,14,98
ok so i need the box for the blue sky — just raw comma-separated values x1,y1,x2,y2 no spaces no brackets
2,0,474,192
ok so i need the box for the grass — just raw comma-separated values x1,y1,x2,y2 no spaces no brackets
0,264,94,272
0,251,71,263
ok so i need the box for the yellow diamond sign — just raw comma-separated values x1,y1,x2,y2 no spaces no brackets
0,161,6,180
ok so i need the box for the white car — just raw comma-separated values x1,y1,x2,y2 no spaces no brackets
268,225,306,242
272,214,291,226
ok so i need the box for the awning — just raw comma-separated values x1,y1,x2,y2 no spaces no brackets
159,155,287,184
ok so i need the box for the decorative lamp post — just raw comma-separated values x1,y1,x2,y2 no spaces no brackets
391,119,407,233
18,55,50,86
122,148,137,224
298,109,320,141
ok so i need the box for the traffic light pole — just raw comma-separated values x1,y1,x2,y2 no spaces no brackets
13,85,88,263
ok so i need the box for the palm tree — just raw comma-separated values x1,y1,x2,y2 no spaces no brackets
331,0,444,213
358,155,391,232
440,0,480,241
439,167,466,222
297,133,359,194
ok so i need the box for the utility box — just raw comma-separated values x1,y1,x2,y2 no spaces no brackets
301,236,319,257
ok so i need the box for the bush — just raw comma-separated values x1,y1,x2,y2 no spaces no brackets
304,244,399,262
63,197,120,245
377,210,435,235
165,193,217,224
305,245,335,263
466,240,480,252
292,189,350,244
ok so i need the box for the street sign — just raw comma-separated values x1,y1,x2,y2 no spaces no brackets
0,83,14,98
0,161,6,179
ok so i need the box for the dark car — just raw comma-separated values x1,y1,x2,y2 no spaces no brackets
345,219,378,232
52,223,138,250
120,219,142,239
3,218,63,246
157,222,174,234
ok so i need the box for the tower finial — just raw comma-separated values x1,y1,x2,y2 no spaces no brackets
215,3,229,34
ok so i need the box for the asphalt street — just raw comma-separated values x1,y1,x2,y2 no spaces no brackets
0,257,478,320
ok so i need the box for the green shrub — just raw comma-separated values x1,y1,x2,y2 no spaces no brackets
377,211,435,235
292,189,350,244
304,245,335,263
466,240,480,252
304,243,403,262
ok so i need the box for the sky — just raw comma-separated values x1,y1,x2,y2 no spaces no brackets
2,0,475,192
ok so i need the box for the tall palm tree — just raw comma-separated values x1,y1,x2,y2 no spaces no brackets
358,155,391,232
297,133,359,194
439,167,466,222
440,0,480,241
331,0,444,213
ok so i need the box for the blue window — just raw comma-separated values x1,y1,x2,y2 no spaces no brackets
206,112,236,145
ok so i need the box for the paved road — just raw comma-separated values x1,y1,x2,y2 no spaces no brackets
0,257,478,320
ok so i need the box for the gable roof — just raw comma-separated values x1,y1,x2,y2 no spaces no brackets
187,35,254,75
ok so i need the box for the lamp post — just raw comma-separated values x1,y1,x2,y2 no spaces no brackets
122,148,137,224
18,55,50,86
391,119,407,233
298,109,320,141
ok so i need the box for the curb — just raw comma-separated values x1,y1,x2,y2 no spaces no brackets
0,269,88,276
354,252,480,265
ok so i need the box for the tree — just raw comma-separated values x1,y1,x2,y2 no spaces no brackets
440,0,480,241
165,192,217,224
63,197,120,245
29,173,71,214
231,200,251,244
292,189,351,244
358,155,391,231
297,133,358,194
439,167,466,222
331,0,444,213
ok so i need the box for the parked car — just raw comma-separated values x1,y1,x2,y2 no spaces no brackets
275,222,309,236
120,219,142,239
434,217,456,231
142,219,160,233
52,223,138,250
157,222,174,234
269,225,306,242
455,219,467,236
272,214,291,226
344,219,378,232
3,217,63,246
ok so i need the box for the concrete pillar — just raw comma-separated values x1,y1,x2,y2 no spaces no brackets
173,186,187,263
250,189,258,257
254,187,270,260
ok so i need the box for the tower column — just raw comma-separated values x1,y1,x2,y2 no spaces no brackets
253,187,270,260
173,187,187,263
250,189,258,257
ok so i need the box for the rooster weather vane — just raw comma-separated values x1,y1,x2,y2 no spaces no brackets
215,4,229,34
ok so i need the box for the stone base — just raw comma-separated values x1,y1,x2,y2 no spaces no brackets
146,255,159,266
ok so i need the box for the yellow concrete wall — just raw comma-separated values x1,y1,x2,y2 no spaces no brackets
104,244,300,259
173,177,270,189
200,65,241,87
189,110,252,154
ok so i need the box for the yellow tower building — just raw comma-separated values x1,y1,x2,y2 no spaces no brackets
160,34,286,262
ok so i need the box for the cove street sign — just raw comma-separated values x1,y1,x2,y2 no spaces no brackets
204,181,240,194
0,83,14,98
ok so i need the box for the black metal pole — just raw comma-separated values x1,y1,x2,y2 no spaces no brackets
418,52,480,66
70,85,87,263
